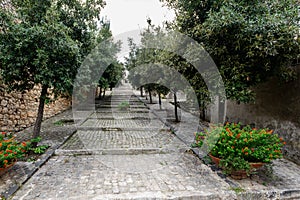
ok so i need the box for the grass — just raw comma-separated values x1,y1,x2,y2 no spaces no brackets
54,120,64,126
229,187,246,194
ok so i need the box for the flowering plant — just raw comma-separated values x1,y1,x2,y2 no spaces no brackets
0,132,26,168
193,122,285,175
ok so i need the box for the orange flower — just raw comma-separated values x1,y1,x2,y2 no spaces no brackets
6,149,12,153
267,130,273,134
3,160,8,164
279,137,284,141
236,133,241,139
231,146,235,149
0,143,2,147
22,142,27,147
245,152,249,155
283,142,286,145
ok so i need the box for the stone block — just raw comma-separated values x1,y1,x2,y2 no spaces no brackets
1,99,8,106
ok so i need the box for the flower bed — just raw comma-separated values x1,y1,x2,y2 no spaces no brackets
192,122,286,177
0,132,25,169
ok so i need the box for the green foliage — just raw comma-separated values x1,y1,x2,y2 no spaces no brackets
0,0,116,139
229,187,246,194
0,132,47,168
118,101,130,110
162,0,300,103
0,132,25,168
54,120,64,126
99,62,125,90
193,122,286,174
31,145,48,154
0,0,106,95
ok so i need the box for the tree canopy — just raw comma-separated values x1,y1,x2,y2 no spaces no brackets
161,0,300,103
0,0,120,139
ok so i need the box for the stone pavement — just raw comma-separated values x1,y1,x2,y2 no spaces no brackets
0,108,76,199
5,83,300,199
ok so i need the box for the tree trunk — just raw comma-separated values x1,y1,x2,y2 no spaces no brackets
99,87,102,99
103,89,106,98
149,90,153,104
140,87,144,97
174,92,179,122
32,85,48,146
158,92,162,109
200,101,206,120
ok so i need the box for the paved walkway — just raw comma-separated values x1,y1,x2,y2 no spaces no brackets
3,83,300,199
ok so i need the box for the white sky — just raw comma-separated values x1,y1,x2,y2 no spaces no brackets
100,0,175,36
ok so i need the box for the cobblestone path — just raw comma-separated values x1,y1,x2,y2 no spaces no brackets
9,83,300,200
11,84,234,199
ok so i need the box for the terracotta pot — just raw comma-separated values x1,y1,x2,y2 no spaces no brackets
0,160,16,176
208,154,265,179
230,170,248,180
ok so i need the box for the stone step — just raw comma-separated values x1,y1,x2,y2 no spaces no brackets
54,148,177,156
80,118,164,127
60,129,178,150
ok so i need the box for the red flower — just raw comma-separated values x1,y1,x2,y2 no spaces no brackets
236,133,241,139
6,149,12,153
4,154,8,157
1,132,5,135
22,142,27,147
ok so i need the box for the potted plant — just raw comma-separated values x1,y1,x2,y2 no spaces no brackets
192,122,286,179
0,132,25,175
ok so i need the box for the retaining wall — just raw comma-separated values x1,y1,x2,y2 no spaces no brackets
0,85,71,132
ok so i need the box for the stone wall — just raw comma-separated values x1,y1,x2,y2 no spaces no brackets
0,85,71,132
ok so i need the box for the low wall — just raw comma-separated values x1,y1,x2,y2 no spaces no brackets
0,85,71,132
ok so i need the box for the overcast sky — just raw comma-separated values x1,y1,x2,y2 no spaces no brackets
100,0,175,36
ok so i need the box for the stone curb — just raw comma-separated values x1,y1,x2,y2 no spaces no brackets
54,148,174,156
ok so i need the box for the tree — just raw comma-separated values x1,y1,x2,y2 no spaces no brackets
161,0,300,104
126,25,193,122
0,0,106,141
98,62,124,98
